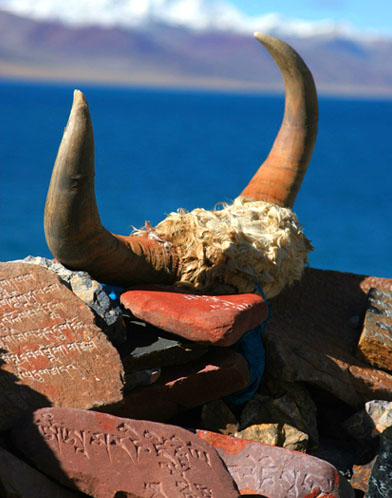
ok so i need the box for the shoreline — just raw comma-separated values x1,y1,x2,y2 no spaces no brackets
2,65,392,100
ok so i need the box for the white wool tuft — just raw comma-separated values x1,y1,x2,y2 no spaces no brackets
134,196,313,298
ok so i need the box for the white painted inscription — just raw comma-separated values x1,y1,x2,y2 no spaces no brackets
0,266,100,384
183,294,251,312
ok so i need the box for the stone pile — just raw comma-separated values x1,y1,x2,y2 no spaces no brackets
1,259,392,496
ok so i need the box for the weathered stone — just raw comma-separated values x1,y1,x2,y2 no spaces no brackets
344,400,392,441
282,423,309,452
112,349,250,422
18,256,126,344
366,400,392,438
201,399,239,435
366,436,392,497
350,458,376,496
236,422,309,452
264,268,392,409
240,386,319,446
0,262,124,430
11,407,240,498
367,287,392,315
121,285,268,346
119,318,208,372
356,287,392,372
196,430,354,497
343,408,376,441
0,445,80,498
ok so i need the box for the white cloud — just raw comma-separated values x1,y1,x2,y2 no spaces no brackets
0,0,386,39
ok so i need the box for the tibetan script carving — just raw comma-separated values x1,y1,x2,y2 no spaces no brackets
196,430,353,497
0,262,124,430
11,407,240,498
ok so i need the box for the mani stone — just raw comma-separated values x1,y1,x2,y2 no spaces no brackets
119,318,208,372
112,349,250,422
263,267,392,409
120,285,268,346
356,287,392,372
17,256,126,345
0,262,124,431
196,430,354,498
0,445,80,498
10,407,241,498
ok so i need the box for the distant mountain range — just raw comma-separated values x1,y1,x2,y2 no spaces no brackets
1,8,392,96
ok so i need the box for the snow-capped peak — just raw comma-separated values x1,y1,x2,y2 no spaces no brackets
0,0,385,40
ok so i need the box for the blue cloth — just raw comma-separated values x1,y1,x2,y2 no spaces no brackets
101,284,124,307
224,284,272,405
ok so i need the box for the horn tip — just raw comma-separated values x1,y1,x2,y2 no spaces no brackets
254,32,269,42
73,89,87,107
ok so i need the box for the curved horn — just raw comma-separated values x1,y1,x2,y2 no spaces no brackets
240,33,318,208
44,90,179,286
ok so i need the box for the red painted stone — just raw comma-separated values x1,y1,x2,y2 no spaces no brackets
113,349,250,422
121,286,268,346
0,262,124,431
11,407,241,498
196,430,354,498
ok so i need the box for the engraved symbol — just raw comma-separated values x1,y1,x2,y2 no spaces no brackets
144,481,170,498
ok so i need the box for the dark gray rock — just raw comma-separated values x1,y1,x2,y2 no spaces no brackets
16,256,126,344
119,319,209,372
366,436,392,497
123,368,161,393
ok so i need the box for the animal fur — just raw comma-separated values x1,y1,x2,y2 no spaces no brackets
134,196,312,298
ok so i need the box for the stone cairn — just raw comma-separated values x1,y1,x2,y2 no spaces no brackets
1,257,392,497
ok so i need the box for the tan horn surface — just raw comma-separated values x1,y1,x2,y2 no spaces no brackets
44,90,179,287
240,33,318,208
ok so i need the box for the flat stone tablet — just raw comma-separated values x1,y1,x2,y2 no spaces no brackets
121,286,268,346
11,407,240,498
114,349,250,422
0,262,124,430
196,430,354,497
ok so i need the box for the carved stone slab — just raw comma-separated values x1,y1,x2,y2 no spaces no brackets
0,445,79,497
196,430,354,497
0,262,124,430
11,407,240,498
121,286,268,346
356,287,392,371
114,349,250,422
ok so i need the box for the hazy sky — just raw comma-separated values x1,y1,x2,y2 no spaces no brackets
229,0,392,34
